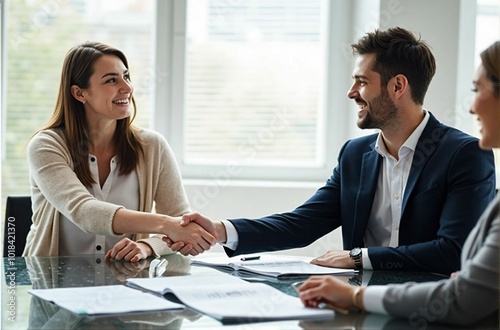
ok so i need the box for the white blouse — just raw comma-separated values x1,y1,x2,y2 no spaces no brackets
59,154,138,256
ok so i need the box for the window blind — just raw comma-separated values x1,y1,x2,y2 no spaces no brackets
184,0,327,166
2,0,154,200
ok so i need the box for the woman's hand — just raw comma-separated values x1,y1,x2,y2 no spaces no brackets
163,212,219,256
163,216,216,256
105,258,150,282
105,238,152,262
297,275,363,311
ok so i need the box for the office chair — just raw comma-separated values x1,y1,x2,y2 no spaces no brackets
3,196,32,257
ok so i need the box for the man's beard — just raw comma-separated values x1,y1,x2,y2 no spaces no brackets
358,88,399,130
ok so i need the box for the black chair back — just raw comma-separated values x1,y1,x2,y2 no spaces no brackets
3,196,32,257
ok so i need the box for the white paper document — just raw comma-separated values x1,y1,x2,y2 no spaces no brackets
190,254,357,279
29,285,184,316
127,273,333,323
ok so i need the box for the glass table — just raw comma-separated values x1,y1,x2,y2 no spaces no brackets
0,253,486,329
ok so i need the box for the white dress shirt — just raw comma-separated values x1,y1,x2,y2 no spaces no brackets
362,111,430,268
223,111,430,271
59,154,138,256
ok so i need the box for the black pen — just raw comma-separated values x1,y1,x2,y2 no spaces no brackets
240,256,260,261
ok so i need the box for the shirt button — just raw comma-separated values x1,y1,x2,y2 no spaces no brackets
394,195,400,200
90,157,96,162
96,245,102,251
394,225,399,231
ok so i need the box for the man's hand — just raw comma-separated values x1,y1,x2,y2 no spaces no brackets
105,238,152,262
310,250,356,268
163,212,227,256
181,212,218,237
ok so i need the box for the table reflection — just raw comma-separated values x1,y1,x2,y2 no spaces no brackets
21,254,196,330
3,254,484,330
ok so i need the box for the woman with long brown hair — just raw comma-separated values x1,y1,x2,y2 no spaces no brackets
24,42,215,261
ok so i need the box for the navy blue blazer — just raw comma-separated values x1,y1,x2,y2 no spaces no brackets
226,113,496,275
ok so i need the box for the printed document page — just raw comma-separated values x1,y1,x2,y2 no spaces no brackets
127,273,333,323
190,254,357,278
29,285,184,315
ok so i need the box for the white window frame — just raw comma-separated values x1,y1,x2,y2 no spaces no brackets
154,0,354,183
2,1,486,187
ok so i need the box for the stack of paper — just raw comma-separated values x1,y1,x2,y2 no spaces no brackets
190,254,358,279
127,273,334,323
29,285,184,316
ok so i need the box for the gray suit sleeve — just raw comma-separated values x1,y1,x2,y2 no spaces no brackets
382,205,499,327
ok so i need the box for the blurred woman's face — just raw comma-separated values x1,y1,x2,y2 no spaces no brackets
470,64,500,149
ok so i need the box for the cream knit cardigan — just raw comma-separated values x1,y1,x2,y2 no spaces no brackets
23,128,190,257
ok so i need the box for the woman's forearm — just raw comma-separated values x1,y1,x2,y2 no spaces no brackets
112,209,216,252
112,209,171,235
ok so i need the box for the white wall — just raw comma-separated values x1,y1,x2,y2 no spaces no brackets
378,0,477,132
183,0,477,258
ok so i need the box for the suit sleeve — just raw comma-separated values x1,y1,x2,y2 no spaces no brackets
227,165,344,256
382,213,499,327
225,138,365,257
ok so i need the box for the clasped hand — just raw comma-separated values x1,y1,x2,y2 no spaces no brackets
163,212,217,256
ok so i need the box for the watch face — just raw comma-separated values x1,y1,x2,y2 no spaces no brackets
350,247,361,257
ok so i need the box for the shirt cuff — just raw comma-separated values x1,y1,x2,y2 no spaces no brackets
221,220,239,250
362,248,373,269
363,286,389,315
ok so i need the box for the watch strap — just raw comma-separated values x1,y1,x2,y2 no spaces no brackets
350,248,363,269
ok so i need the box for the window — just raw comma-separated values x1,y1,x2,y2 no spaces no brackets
1,0,155,201
474,0,500,177
2,0,498,204
475,0,500,69
174,0,332,181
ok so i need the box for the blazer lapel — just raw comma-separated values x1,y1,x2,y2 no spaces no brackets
402,113,443,211
351,143,381,246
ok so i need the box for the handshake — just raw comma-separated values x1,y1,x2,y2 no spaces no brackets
162,213,225,256
162,213,354,270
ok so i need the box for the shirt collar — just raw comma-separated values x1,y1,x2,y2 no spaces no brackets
375,110,430,158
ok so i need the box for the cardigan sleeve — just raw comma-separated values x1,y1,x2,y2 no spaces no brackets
135,129,191,257
28,130,123,236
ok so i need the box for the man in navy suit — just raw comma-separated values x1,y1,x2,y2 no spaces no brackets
167,27,496,275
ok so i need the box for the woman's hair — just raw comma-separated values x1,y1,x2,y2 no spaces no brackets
41,42,144,187
480,41,500,97
351,27,436,106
